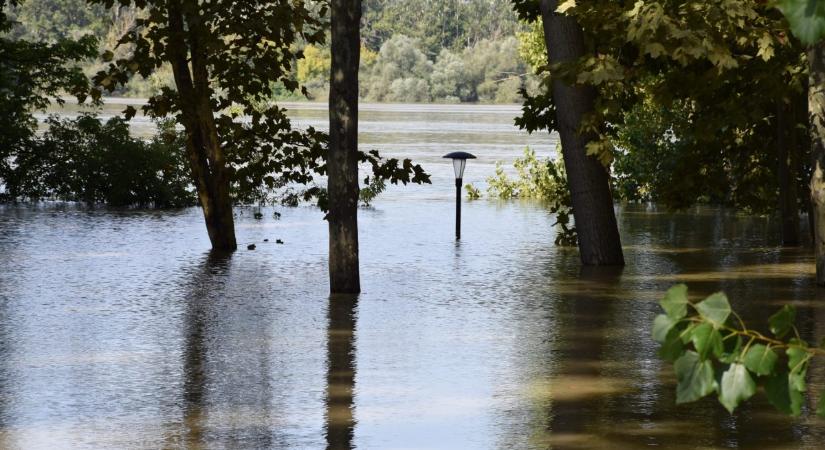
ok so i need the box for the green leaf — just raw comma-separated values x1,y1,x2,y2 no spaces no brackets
787,346,809,373
653,314,676,343
789,371,806,392
719,334,743,364
695,292,731,327
690,323,723,360
660,284,688,319
718,363,756,413
659,326,685,362
679,323,698,344
768,305,796,338
765,371,793,415
776,0,825,46
742,344,777,376
674,351,717,404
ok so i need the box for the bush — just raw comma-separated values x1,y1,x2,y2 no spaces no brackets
3,113,196,208
485,147,576,246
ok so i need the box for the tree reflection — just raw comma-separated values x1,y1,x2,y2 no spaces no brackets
180,251,232,447
324,293,359,450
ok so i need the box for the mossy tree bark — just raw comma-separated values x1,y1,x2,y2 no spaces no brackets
538,0,624,266
328,0,362,293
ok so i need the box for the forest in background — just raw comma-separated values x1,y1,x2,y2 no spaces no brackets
7,0,538,102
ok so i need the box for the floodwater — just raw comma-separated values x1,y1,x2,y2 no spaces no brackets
3,103,824,449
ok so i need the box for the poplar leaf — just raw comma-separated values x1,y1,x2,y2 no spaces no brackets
765,372,793,415
660,283,688,319
695,292,731,327
719,363,756,413
659,326,685,362
776,0,825,46
768,305,795,338
674,351,716,404
653,314,676,343
690,322,723,360
743,344,777,376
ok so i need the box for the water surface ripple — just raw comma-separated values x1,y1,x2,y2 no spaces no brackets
5,103,823,449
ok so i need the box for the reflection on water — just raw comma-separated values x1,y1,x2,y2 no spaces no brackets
325,294,358,450
6,104,825,448
0,201,823,449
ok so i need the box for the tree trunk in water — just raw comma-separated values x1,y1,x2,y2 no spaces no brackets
809,41,825,285
328,0,361,293
166,0,237,251
539,0,624,266
777,99,800,246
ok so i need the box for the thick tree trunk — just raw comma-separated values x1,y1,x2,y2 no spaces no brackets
166,1,237,251
777,99,800,246
538,0,624,266
328,0,361,293
809,41,825,285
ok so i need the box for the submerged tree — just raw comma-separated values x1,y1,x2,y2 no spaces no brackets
89,0,328,250
327,0,362,294
512,0,624,266
778,0,825,283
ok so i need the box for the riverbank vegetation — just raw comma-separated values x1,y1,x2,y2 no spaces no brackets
5,0,537,103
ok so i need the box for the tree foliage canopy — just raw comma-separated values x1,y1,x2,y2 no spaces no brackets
513,0,811,214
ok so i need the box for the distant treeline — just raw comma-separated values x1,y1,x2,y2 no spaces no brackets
7,0,537,103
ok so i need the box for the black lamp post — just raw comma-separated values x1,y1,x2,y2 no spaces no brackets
443,151,476,240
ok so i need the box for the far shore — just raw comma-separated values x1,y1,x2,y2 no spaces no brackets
56,96,526,113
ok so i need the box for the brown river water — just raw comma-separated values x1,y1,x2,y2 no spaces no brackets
2,102,823,449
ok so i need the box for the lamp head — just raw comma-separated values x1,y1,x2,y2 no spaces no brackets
442,151,476,179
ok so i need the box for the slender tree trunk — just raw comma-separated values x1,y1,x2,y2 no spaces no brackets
166,0,237,251
538,0,624,266
777,99,800,246
809,41,825,285
328,0,361,293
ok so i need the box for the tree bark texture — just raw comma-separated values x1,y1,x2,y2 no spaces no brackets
777,99,800,246
539,0,624,266
328,0,362,293
809,41,825,285
167,0,237,251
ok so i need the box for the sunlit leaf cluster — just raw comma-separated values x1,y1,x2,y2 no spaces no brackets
654,284,825,417
513,0,810,213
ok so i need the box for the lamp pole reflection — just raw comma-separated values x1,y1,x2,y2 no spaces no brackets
324,294,359,450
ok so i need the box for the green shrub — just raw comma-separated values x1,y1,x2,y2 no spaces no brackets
4,113,196,208
486,147,576,246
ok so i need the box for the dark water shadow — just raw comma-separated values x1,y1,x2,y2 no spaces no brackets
324,293,359,450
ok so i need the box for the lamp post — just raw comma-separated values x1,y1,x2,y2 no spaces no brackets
443,151,476,240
